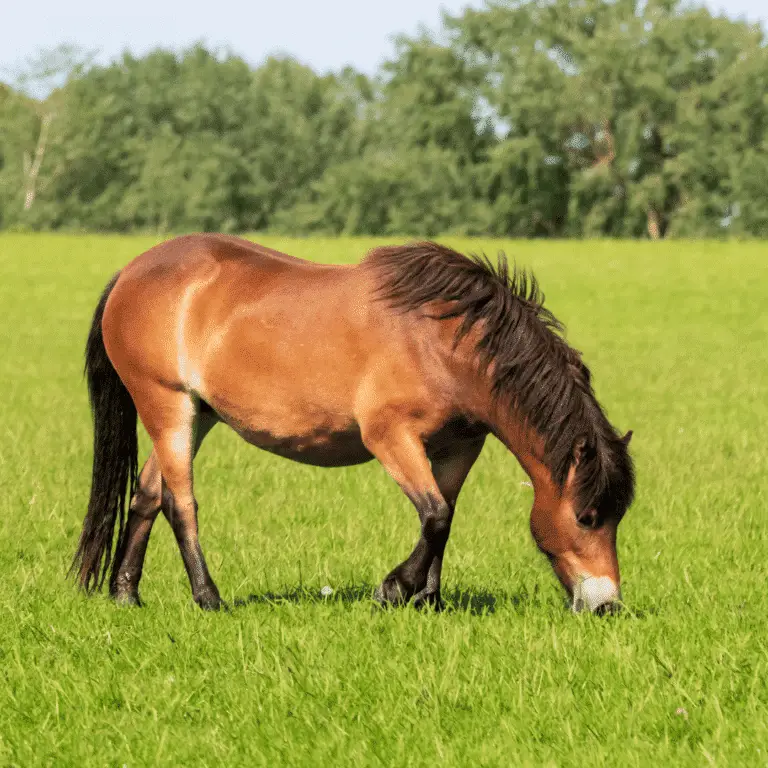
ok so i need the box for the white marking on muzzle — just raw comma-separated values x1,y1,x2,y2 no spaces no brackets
572,576,621,613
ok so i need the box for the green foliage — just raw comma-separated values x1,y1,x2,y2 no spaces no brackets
0,234,767,765
0,85,39,226
1,47,365,232
0,1,766,236
274,146,490,236
452,0,767,238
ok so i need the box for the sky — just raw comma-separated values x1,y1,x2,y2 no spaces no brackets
1,0,766,85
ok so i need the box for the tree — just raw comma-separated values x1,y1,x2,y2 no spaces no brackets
0,85,37,226
449,0,766,237
666,42,768,236
1,12,766,238
5,46,367,232
273,144,490,236
278,31,495,235
0,44,96,224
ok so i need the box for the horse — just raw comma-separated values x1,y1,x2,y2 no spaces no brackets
71,235,635,614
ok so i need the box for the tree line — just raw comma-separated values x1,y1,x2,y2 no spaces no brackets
1,0,766,238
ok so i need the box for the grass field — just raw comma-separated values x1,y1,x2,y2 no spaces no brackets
0,234,766,767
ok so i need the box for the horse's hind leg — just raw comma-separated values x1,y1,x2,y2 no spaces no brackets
126,386,223,610
110,452,162,605
110,408,218,607
160,407,222,610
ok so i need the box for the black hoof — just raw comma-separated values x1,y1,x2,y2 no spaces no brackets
374,573,414,607
112,590,142,607
195,589,227,612
110,572,143,607
412,588,445,612
374,569,439,609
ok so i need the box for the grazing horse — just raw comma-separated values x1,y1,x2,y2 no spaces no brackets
71,235,635,613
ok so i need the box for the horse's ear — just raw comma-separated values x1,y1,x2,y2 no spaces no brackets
621,430,633,447
573,435,588,466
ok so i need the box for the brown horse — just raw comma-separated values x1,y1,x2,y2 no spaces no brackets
71,235,634,613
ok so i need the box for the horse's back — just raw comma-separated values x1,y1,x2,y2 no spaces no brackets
106,232,359,324
102,233,377,398
118,233,336,282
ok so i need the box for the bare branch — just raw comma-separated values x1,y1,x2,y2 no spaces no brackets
593,118,615,168
647,207,661,240
23,112,53,211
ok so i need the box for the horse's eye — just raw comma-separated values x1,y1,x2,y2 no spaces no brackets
576,507,599,529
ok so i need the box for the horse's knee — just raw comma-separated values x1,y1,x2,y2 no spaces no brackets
130,483,161,520
419,494,452,545
424,515,451,545
130,455,162,519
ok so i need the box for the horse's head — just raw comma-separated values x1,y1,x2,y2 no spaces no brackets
529,430,634,614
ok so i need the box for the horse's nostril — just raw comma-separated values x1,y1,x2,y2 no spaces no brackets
594,600,622,617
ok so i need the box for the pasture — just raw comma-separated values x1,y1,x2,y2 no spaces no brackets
0,234,766,766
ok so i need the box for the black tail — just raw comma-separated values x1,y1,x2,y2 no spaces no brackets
70,273,138,593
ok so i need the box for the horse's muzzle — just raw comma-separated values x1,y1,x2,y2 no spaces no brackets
571,575,622,614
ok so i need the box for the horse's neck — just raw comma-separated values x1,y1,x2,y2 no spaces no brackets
488,406,559,497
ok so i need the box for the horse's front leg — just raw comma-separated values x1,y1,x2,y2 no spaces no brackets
380,490,452,609
414,437,487,608
363,424,480,609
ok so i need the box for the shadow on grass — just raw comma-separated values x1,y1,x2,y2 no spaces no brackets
233,583,374,609
443,586,540,615
232,583,539,616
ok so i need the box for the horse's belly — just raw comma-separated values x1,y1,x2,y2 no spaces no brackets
224,416,373,467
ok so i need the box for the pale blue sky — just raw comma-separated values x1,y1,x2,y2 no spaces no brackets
2,0,765,82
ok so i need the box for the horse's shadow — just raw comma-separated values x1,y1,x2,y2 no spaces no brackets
232,583,657,619
232,583,536,616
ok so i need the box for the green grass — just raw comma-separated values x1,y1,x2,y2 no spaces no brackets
0,234,766,767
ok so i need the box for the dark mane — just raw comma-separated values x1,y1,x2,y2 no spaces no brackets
364,241,635,520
